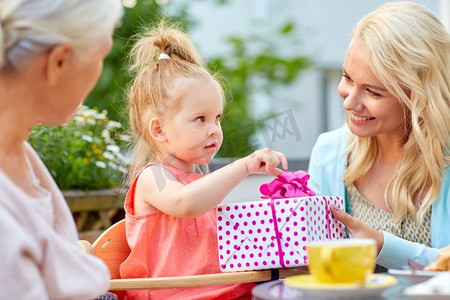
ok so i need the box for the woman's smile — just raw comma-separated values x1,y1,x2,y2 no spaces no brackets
349,113,376,124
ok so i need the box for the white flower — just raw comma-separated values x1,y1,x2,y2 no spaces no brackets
96,111,107,120
116,152,128,162
107,120,122,129
103,151,115,161
81,135,93,142
77,105,89,114
102,130,112,144
106,144,121,153
80,107,97,117
108,161,118,170
95,161,107,168
119,134,132,142
86,117,96,125
73,115,86,126
101,129,110,138
118,166,128,174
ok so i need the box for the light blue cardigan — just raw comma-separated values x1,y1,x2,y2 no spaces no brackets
308,127,450,269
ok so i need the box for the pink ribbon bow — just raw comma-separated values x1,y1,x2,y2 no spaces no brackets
260,170,316,199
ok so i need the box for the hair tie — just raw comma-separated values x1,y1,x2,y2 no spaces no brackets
158,53,170,60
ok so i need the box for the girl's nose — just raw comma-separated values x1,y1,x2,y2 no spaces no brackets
208,122,221,136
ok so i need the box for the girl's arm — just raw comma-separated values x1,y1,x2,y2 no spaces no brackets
136,148,288,218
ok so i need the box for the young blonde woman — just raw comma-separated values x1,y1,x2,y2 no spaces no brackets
0,0,123,299
120,22,287,299
308,1,450,269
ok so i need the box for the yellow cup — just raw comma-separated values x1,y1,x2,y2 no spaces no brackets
307,238,376,284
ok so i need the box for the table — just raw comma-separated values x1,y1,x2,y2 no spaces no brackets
252,274,414,299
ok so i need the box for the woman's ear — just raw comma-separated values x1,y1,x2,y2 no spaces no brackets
45,44,73,85
149,117,166,142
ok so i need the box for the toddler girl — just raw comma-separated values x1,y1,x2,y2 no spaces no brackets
119,21,288,300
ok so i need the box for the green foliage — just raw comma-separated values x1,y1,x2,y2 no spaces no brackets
28,106,130,190
209,22,312,157
86,1,193,125
86,0,164,124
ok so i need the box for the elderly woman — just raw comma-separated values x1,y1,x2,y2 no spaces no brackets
0,0,123,299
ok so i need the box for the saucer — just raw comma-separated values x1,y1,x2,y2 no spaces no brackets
388,268,441,284
404,272,450,299
284,274,398,298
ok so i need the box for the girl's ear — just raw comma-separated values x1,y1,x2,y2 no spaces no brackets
149,117,166,142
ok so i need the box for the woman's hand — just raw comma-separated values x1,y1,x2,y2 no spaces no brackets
331,204,384,254
244,148,288,176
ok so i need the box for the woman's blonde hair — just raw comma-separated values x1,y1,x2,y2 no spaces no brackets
126,20,223,186
344,1,450,223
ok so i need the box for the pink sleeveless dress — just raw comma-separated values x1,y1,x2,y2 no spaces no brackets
120,163,254,299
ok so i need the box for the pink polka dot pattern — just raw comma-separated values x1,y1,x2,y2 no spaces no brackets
216,196,346,272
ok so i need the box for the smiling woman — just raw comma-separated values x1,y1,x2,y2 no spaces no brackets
338,37,406,144
308,1,450,271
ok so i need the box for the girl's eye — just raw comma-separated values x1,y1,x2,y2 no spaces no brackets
365,88,382,97
216,114,222,122
195,116,205,123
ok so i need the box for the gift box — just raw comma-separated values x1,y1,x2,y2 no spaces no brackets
216,171,346,272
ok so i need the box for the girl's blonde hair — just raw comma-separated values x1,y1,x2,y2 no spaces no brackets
126,20,223,186
344,1,450,223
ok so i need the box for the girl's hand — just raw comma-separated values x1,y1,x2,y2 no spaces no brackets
244,148,288,176
331,205,384,254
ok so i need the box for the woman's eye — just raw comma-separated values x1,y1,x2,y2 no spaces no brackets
365,88,382,97
195,116,205,123
342,73,351,81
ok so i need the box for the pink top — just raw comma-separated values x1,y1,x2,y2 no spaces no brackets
120,162,254,299
0,143,110,299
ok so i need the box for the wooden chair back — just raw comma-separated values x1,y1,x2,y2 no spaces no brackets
92,219,130,279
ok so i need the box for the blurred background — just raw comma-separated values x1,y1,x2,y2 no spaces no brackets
28,0,449,237
87,0,448,164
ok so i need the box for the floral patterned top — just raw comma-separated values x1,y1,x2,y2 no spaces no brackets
346,183,431,247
